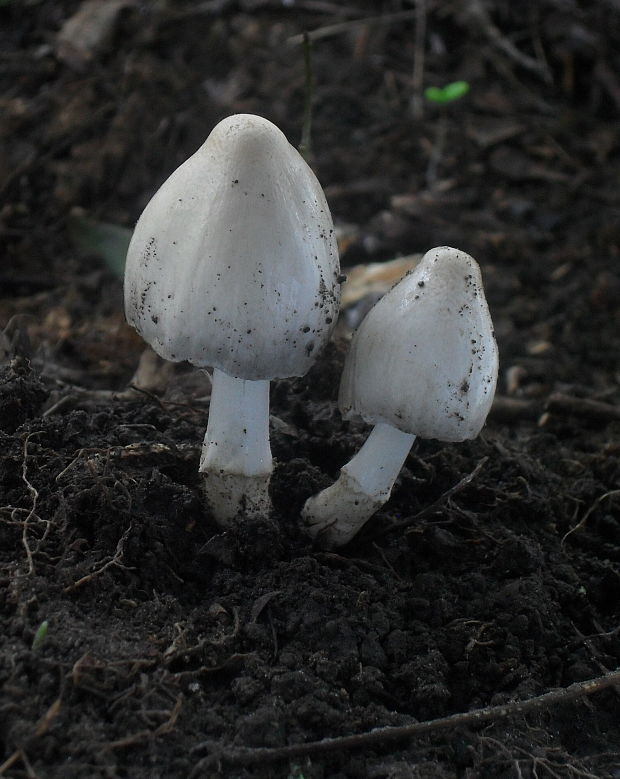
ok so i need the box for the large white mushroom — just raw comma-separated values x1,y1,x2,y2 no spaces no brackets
302,246,498,547
124,114,340,525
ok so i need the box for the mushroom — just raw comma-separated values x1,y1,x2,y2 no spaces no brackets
124,114,340,525
302,246,498,547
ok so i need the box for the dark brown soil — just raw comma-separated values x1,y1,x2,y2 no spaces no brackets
2,2,620,777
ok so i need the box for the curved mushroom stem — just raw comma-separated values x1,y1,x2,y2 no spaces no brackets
200,368,272,526
302,423,415,548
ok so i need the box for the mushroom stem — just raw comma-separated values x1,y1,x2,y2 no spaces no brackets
302,422,415,547
200,368,272,525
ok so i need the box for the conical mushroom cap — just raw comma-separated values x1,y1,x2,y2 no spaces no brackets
124,114,340,380
339,246,498,441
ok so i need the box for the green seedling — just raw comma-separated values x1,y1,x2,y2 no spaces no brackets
32,620,49,651
424,80,470,104
423,80,470,185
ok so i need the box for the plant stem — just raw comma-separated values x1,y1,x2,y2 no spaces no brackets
299,31,314,161
426,110,447,186
410,0,427,119
200,368,272,525
302,423,415,547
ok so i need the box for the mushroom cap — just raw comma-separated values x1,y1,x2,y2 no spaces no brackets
339,246,498,442
124,114,340,380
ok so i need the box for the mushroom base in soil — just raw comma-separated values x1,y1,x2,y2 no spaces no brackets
199,369,272,523
303,423,415,547
303,246,498,548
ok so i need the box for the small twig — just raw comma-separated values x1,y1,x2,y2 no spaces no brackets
287,10,418,45
408,456,488,525
0,698,61,775
489,393,620,424
98,695,182,751
169,652,255,681
478,734,600,779
55,447,107,481
42,386,144,418
189,667,620,773
575,623,620,643
289,1,363,15
299,31,314,160
561,489,620,546
55,443,198,483
164,608,240,664
0,749,21,776
19,432,45,575
463,0,552,83
425,111,447,187
410,0,427,120
546,393,620,423
489,395,540,422
63,517,135,593
371,457,488,540
570,621,620,699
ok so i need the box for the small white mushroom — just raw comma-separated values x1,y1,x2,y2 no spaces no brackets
124,114,340,525
302,246,498,547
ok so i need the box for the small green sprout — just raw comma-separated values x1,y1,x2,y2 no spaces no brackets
32,620,49,651
422,81,470,185
424,80,470,105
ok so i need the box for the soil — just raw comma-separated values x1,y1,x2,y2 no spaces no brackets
2,1,620,777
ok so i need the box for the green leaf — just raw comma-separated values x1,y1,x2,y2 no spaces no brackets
423,86,446,103
424,81,470,104
443,80,470,101
68,212,132,278
32,620,48,651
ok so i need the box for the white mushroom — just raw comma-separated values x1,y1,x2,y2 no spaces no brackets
302,246,498,547
124,114,340,525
